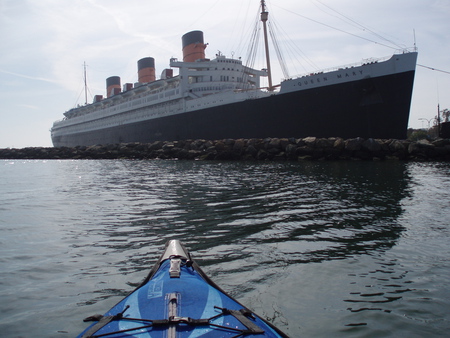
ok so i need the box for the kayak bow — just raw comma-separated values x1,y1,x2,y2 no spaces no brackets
78,240,288,337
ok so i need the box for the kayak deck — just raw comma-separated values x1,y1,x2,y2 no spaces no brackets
78,240,287,337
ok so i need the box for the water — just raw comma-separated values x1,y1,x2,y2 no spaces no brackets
0,159,449,337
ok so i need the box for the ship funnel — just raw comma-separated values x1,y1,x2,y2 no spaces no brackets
106,76,121,98
182,30,206,62
161,68,173,80
138,57,156,83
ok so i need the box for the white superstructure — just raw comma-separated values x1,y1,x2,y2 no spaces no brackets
52,52,270,137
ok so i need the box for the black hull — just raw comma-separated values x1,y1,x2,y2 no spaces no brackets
52,70,415,147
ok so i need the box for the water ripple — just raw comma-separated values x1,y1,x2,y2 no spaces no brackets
1,160,449,337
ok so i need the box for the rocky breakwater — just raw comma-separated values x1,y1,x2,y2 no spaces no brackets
1,137,450,161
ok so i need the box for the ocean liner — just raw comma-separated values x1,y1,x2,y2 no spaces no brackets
51,1,418,147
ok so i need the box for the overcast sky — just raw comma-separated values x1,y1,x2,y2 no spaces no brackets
1,0,449,148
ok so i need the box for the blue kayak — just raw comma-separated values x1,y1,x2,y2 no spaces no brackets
78,240,288,337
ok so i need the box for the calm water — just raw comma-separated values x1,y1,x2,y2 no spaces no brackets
0,159,449,337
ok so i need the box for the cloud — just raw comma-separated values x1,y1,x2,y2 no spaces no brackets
0,68,58,84
17,104,40,110
0,0,449,148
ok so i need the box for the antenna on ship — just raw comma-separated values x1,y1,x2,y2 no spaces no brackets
260,0,273,91
83,61,88,105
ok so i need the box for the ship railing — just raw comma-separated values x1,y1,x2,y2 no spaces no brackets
399,46,418,53
60,81,182,121
285,47,417,82
52,118,64,125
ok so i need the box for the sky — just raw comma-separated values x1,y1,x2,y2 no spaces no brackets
1,0,449,148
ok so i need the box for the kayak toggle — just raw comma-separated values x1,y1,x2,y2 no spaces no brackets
168,255,193,278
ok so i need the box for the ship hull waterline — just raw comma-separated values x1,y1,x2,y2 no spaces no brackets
52,69,415,147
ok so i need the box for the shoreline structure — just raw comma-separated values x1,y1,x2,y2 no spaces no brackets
1,137,450,161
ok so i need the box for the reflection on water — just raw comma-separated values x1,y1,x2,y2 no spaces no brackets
1,160,448,337
57,161,412,319
63,160,410,256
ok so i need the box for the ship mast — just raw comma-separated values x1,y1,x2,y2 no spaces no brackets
83,61,88,105
260,0,273,91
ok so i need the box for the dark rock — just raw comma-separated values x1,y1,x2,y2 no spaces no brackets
408,139,434,156
214,150,235,160
285,144,298,159
245,145,258,157
295,138,306,147
389,140,408,159
198,151,216,161
273,152,286,161
432,138,450,147
1,137,450,161
256,149,269,160
267,138,281,150
189,139,206,150
296,145,314,156
333,137,345,150
362,138,382,152
213,140,226,151
316,138,333,149
162,142,175,152
303,137,317,147
233,139,246,153
323,147,343,160
149,141,164,150
279,138,290,150
345,138,363,152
